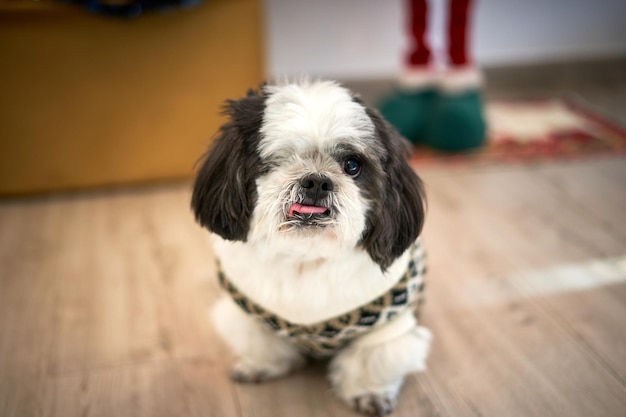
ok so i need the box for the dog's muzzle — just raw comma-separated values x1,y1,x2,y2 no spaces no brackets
286,174,334,225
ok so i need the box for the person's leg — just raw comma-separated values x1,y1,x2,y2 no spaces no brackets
408,0,431,67
426,0,486,151
378,0,438,144
448,0,471,66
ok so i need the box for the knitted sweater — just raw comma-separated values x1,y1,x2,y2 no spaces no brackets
217,240,427,358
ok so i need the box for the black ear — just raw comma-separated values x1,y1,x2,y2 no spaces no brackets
191,88,267,241
361,107,426,270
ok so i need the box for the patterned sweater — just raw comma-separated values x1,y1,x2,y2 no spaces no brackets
217,240,427,358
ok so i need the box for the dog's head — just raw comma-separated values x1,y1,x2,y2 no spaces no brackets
192,80,425,270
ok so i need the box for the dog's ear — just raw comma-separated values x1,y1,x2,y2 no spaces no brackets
191,88,267,241
361,107,426,270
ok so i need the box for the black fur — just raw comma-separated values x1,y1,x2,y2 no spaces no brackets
191,88,267,241
360,107,426,271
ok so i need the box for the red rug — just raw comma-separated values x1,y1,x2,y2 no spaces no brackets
411,98,626,166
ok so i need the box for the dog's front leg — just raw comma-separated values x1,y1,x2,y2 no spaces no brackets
328,310,432,416
212,295,306,383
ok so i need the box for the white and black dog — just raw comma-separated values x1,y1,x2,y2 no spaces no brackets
192,80,431,416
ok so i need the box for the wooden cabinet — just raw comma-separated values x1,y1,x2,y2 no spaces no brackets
0,0,264,194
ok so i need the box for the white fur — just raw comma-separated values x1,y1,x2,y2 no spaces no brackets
212,296,306,381
208,80,431,414
260,80,377,158
329,311,432,405
212,236,411,324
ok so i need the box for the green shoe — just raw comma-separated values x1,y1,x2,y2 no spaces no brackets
426,90,487,152
377,88,437,144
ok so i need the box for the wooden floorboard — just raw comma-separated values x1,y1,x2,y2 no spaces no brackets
418,158,626,417
1,158,626,416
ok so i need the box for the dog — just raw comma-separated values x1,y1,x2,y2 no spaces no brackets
191,80,432,416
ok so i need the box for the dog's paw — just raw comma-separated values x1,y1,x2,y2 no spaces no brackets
352,393,396,416
229,357,305,384
230,361,271,383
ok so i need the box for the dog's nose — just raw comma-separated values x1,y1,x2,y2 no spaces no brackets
299,174,334,200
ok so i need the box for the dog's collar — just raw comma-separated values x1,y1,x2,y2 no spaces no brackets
216,239,427,358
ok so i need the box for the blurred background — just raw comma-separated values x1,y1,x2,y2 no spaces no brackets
267,0,626,78
1,0,625,195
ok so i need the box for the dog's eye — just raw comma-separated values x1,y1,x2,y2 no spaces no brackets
343,158,361,178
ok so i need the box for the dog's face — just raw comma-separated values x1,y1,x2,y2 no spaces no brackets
192,81,425,270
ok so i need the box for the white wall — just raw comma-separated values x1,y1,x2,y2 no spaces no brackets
265,0,626,79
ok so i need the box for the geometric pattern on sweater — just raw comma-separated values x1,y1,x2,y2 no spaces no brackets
217,239,427,358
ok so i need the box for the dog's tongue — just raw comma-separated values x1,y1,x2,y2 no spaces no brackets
288,203,327,218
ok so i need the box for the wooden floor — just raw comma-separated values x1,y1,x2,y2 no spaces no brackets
1,157,626,417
